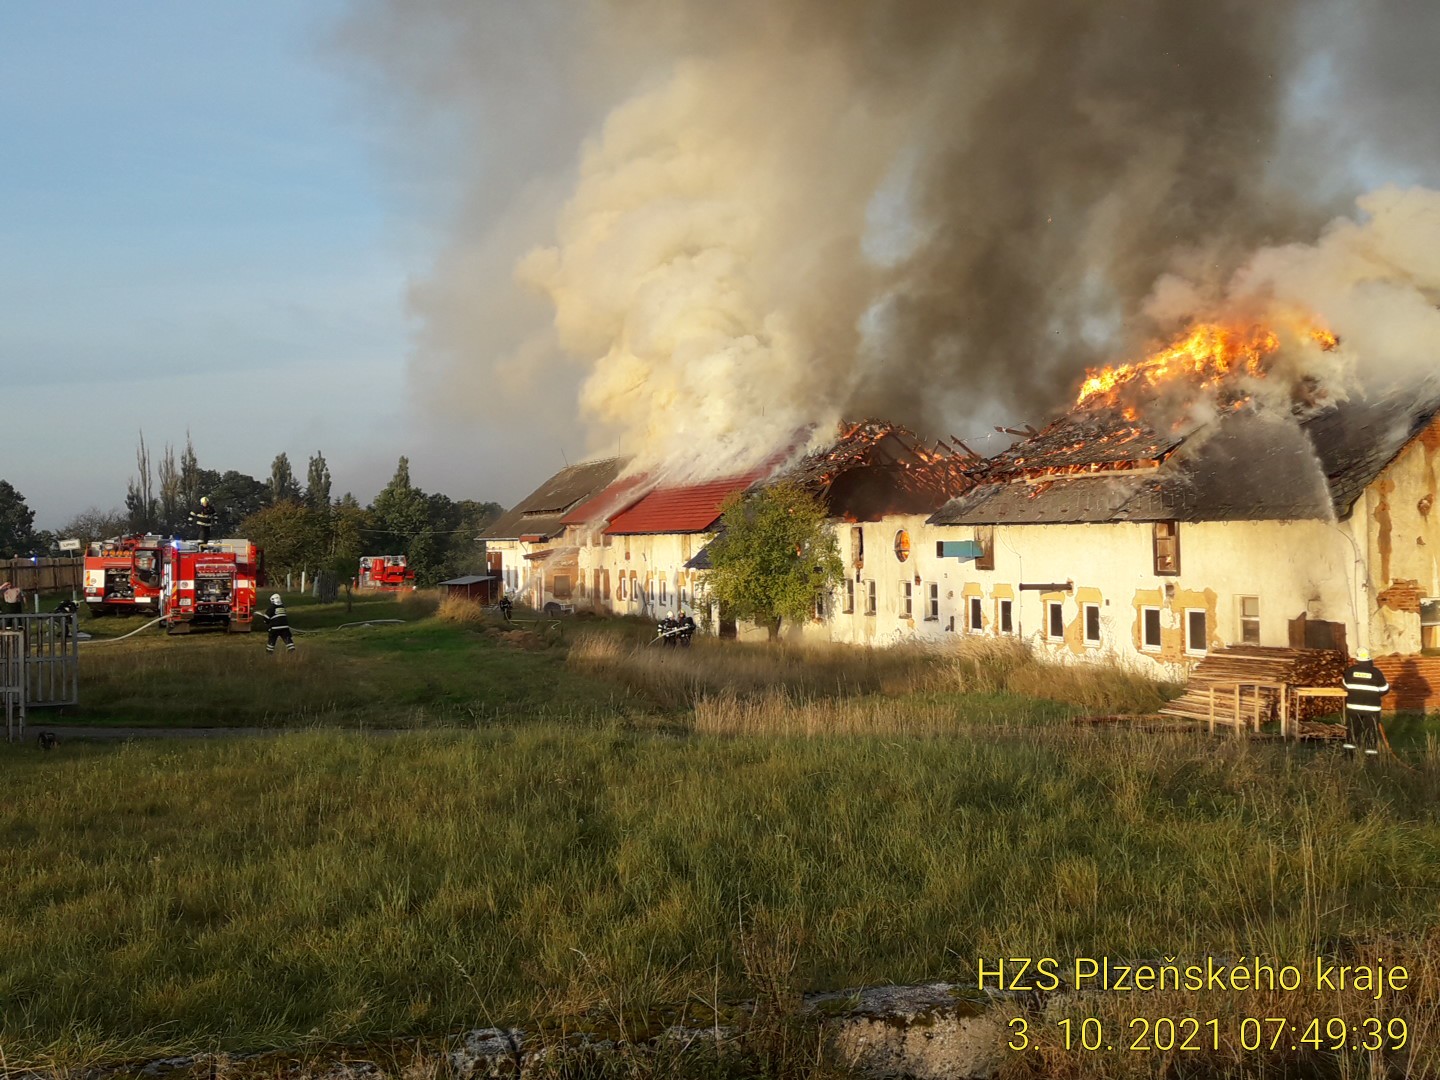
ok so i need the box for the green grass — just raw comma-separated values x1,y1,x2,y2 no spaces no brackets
2,728,1439,1068
8,617,1440,1076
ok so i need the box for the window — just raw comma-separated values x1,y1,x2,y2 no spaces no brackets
659,578,668,606
900,580,913,618
814,592,826,620
843,579,855,614
851,526,865,569
864,580,877,616
579,575,587,599
1047,601,1065,641
1424,598,1440,650
968,596,983,633
1238,595,1260,645
1153,521,1180,575
894,530,911,563
926,583,939,621
618,575,628,601
630,571,638,603
1083,603,1101,646
552,574,572,600
974,526,995,571
998,598,1013,635
1185,608,1208,656
1142,606,1162,651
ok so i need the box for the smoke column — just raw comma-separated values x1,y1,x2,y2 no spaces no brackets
343,0,1440,478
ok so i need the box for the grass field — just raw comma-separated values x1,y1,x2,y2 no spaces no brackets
5,604,1440,1077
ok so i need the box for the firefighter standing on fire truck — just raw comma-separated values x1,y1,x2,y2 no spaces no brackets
259,593,296,654
188,496,217,543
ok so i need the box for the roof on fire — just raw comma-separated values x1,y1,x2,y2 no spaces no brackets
480,457,627,541
930,379,1440,527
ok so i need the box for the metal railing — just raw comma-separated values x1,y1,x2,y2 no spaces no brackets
0,613,79,708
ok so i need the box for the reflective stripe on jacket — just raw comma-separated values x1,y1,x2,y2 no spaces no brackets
1342,660,1388,712
266,603,289,629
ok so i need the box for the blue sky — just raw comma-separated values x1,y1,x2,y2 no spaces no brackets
0,1,514,528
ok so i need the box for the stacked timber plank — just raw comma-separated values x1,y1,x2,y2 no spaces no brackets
1159,646,1346,731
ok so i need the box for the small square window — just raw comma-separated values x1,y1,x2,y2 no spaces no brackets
1083,603,1101,646
1185,608,1208,656
998,598,1013,635
1047,601,1065,641
1142,606,1162,651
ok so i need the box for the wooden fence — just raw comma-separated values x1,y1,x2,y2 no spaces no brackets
0,557,82,595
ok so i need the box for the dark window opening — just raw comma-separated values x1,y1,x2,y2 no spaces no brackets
1083,603,1100,645
1186,609,1207,655
1142,607,1161,650
1153,521,1180,575
999,598,1013,634
974,526,995,571
968,596,983,632
1047,601,1064,640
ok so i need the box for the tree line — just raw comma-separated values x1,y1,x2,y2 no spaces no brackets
2,433,503,588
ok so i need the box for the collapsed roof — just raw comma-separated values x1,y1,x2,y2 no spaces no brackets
930,379,1440,527
776,419,984,521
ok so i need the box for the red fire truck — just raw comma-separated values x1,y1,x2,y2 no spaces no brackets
84,534,165,616
159,539,261,634
358,555,414,591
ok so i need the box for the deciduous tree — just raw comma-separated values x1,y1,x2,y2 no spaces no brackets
702,482,843,641
0,480,37,556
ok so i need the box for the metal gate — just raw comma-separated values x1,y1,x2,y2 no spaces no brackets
0,614,79,707
1,629,23,742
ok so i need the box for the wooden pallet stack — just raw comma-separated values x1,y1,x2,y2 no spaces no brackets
1159,646,1347,731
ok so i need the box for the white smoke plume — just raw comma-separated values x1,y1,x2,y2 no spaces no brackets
342,0,1440,480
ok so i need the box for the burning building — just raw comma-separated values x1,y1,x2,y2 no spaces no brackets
922,321,1440,694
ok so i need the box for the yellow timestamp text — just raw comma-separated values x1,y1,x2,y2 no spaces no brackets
1006,1016,1409,1053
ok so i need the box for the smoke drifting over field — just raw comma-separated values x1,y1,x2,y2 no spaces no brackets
346,0,1440,477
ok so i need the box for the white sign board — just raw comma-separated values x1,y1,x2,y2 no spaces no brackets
58,538,82,552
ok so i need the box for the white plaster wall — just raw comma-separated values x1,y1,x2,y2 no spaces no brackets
574,529,707,623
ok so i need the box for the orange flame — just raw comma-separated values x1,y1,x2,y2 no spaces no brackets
1075,320,1338,408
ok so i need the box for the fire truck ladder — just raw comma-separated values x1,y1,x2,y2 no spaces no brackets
0,614,80,717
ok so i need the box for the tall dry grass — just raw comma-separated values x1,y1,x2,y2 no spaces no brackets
570,632,1174,727
434,595,488,626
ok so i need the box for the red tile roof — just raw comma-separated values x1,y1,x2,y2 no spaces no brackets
560,473,650,527
604,469,769,535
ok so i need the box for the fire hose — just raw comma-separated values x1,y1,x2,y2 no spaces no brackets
77,616,166,645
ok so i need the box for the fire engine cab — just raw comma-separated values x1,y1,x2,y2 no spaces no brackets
358,555,414,591
160,540,260,634
84,534,165,615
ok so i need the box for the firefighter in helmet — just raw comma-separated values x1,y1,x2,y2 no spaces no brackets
189,496,217,543
1341,647,1388,756
259,592,296,654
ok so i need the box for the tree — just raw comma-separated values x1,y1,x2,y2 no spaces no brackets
239,501,325,580
60,506,130,545
0,480,37,556
125,431,158,532
305,452,332,512
157,442,182,533
370,456,430,554
179,433,204,515
208,470,269,536
269,453,302,504
702,482,844,641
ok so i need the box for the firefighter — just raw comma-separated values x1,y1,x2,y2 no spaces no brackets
259,592,296,655
188,496,217,543
499,594,513,621
0,581,19,614
1341,647,1388,756
677,610,696,646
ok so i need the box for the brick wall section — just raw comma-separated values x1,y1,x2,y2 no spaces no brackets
1377,579,1423,613
1375,654,1440,711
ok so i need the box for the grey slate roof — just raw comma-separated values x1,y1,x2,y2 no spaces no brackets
480,458,626,541
930,379,1440,527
